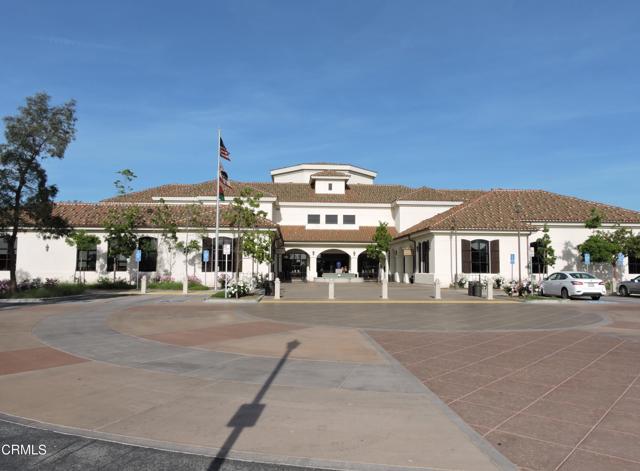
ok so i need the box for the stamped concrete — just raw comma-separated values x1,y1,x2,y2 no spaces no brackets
0,295,510,471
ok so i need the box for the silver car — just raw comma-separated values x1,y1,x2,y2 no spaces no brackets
618,275,640,297
540,271,606,300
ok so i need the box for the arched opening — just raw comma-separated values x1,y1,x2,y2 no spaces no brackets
138,237,158,272
316,249,350,277
357,252,378,280
283,249,308,282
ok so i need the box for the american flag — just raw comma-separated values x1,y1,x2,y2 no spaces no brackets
219,137,230,161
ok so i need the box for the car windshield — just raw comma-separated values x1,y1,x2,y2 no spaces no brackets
635,276,640,282
569,273,597,279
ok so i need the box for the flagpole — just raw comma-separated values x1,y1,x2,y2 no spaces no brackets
214,128,221,290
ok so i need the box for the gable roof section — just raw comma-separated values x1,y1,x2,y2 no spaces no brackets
280,225,398,243
51,203,276,229
398,190,640,237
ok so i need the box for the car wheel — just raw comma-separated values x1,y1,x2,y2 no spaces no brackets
619,286,629,297
539,287,544,297
561,288,570,300
591,295,601,301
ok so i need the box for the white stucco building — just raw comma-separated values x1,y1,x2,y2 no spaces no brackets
2,162,639,286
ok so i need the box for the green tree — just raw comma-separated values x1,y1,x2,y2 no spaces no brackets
534,224,557,274
226,187,267,280
366,222,393,280
578,226,634,279
584,208,603,230
151,198,179,277
103,169,140,282
65,230,101,283
0,93,77,291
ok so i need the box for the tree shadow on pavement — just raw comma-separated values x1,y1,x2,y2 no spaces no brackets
208,339,300,471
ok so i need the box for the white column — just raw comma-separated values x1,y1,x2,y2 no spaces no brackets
309,253,317,281
350,252,358,275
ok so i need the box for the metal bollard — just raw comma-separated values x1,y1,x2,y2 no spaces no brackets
274,277,281,300
382,279,388,299
140,275,147,294
487,281,494,300
182,277,188,294
329,280,335,300
434,278,441,300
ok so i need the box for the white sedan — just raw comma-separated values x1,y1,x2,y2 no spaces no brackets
540,271,606,300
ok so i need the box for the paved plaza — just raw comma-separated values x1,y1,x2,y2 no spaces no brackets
0,287,639,470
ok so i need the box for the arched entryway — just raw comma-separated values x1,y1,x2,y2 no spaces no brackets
316,249,350,278
358,252,379,281
282,249,309,282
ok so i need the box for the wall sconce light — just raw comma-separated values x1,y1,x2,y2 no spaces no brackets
45,244,50,252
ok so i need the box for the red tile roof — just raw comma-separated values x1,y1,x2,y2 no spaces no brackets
50,203,276,229
279,225,398,243
398,190,640,237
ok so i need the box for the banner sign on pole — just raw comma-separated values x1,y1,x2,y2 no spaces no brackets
510,254,515,265
203,250,210,263
135,249,142,263
617,252,625,267
584,252,591,266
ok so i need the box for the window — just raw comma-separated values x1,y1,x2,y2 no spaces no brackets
106,241,128,272
530,241,545,274
76,244,97,272
328,183,333,191
325,215,338,224
307,214,320,224
417,241,429,273
343,215,356,225
471,240,489,273
630,254,640,274
0,237,12,271
202,237,234,272
138,237,158,272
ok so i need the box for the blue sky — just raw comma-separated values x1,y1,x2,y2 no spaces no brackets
1,1,639,209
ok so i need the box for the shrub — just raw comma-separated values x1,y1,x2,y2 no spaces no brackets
456,276,467,288
8,282,86,299
92,276,133,290
227,280,250,297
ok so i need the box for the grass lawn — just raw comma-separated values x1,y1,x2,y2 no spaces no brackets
4,283,87,299
148,281,210,291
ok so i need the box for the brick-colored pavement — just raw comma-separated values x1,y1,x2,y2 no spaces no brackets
370,328,640,470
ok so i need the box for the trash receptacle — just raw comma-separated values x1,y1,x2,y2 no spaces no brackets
468,281,482,297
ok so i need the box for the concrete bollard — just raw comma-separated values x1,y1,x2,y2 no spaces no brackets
394,272,400,283
140,275,147,294
434,278,441,300
487,281,494,300
182,277,188,294
403,273,410,284
382,279,388,299
328,280,335,300
274,277,281,300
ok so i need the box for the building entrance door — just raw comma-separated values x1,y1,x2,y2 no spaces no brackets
316,250,350,277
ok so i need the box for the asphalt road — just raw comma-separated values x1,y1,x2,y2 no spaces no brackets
0,419,325,471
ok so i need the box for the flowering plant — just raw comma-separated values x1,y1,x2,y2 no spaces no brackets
227,280,250,297
456,276,467,288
